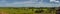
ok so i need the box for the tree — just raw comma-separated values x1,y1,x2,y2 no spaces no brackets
35,9,44,13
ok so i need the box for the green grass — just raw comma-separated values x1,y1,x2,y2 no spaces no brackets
0,9,33,14
0,8,56,14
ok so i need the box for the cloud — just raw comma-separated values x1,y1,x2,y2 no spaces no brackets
50,0,59,3
0,0,60,7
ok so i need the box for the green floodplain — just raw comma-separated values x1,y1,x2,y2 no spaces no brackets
0,7,56,14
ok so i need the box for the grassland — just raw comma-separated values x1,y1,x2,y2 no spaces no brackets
0,7,56,14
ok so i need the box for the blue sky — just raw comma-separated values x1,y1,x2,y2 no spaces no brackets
0,0,60,7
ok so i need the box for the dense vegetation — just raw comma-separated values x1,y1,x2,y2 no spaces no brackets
0,7,56,14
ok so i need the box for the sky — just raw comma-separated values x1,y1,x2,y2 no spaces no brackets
0,0,60,7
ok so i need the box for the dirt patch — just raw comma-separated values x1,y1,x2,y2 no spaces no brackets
0,11,9,14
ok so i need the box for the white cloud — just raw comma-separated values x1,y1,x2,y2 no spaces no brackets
50,0,59,3
0,0,60,7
